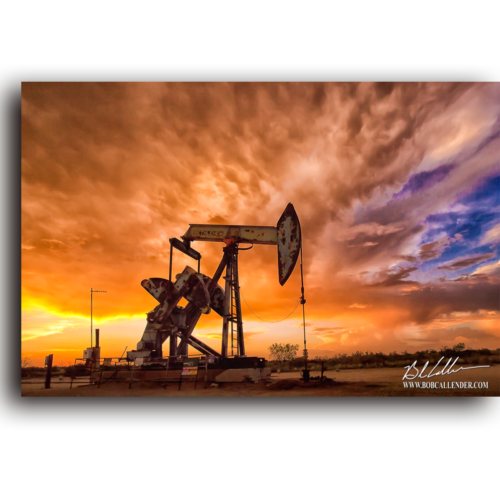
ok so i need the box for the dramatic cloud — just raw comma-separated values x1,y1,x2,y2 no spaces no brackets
392,163,456,200
370,266,419,287
473,259,500,277
21,82,500,364
398,255,419,263
431,326,497,342
198,330,265,341
418,234,466,262
437,253,494,271
481,223,500,245
312,327,346,332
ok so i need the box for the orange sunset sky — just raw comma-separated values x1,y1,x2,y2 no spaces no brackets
21,82,500,366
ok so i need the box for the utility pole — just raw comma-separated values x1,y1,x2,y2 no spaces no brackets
91,288,107,347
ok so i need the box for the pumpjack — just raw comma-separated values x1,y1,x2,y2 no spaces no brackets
127,203,302,363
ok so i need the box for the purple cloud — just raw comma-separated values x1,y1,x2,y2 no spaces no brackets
436,253,494,271
371,266,419,287
393,164,456,201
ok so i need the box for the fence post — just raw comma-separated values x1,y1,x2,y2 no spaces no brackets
45,354,54,389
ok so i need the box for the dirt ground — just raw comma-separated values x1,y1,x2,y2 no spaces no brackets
21,364,500,397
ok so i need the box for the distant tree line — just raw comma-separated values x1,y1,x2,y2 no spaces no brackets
266,344,500,372
21,357,89,378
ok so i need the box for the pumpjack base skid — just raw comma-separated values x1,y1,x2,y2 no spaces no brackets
90,356,270,385
136,356,266,370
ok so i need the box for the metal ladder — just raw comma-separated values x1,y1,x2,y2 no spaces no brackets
230,253,239,357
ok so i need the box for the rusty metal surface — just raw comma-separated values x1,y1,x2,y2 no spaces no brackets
232,247,245,356
276,203,301,286
197,274,225,315
128,203,302,362
182,224,277,245
221,249,232,358
174,254,230,356
210,286,225,316
184,275,211,314
141,277,176,303
185,334,220,357
169,331,177,357
169,237,201,260
133,266,216,357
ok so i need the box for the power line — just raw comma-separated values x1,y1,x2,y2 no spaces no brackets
240,290,301,323
300,244,307,359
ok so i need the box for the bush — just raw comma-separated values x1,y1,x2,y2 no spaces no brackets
268,343,300,366
384,359,411,367
64,364,88,378
21,367,45,378
266,347,500,371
